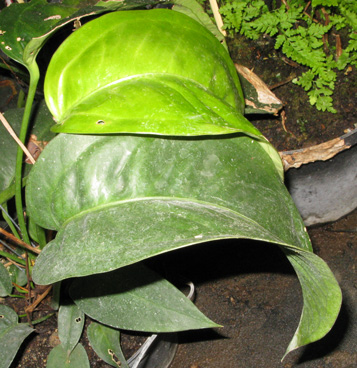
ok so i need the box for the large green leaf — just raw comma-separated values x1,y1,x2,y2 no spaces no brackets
26,132,341,355
27,133,308,259
70,264,218,332
44,9,258,137
0,305,34,368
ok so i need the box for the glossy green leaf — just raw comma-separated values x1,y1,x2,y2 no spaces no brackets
0,305,34,368
0,0,161,68
70,264,218,332
58,303,85,356
0,101,56,200
87,322,129,368
0,262,12,297
46,343,90,368
44,9,259,137
26,132,341,354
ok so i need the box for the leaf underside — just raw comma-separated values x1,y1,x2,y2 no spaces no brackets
70,264,218,332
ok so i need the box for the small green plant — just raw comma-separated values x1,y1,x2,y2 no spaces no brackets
0,0,342,367
220,0,357,113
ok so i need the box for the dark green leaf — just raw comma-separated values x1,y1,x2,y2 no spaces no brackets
0,262,12,297
0,305,18,329
58,303,85,356
283,249,342,356
0,0,161,68
87,322,129,368
0,305,34,368
8,265,27,288
46,343,90,368
70,264,218,332
27,132,341,353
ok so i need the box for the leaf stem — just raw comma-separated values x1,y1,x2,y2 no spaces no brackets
14,62,39,246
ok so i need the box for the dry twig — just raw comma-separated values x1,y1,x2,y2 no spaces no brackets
209,0,227,37
0,111,35,164
0,227,41,254
25,285,52,314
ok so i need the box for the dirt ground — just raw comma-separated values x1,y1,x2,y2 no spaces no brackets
168,208,357,368
1,15,356,368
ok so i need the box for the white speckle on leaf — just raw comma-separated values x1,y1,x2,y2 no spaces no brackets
194,234,203,239
5,46,11,50
16,37,21,41
0,30,5,35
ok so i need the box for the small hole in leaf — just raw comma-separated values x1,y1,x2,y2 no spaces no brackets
96,120,105,125
0,315,4,319
75,317,81,323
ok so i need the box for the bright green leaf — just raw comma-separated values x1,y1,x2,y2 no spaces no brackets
46,343,90,368
87,322,129,368
70,264,218,332
44,9,254,137
0,262,12,297
58,303,85,356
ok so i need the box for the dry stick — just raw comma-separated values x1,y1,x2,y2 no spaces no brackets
0,227,41,254
0,111,35,164
25,252,33,326
25,285,52,314
209,0,227,37
5,259,25,268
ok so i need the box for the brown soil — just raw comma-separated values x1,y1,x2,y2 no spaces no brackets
168,209,357,368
